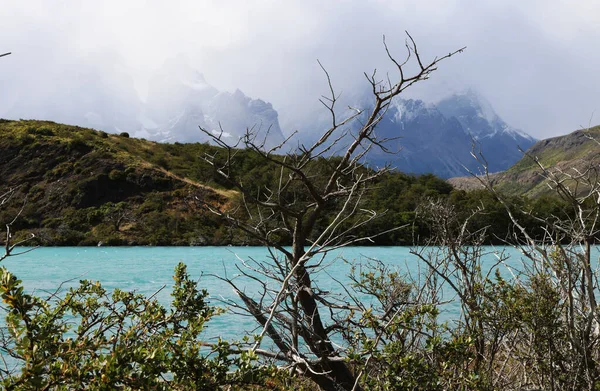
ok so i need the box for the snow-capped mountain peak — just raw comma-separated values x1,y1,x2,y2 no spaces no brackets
357,90,537,177
436,90,535,142
391,98,438,122
456,89,497,123
139,58,285,147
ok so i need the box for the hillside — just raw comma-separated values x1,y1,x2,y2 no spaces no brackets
448,125,600,196
0,119,237,245
0,119,463,246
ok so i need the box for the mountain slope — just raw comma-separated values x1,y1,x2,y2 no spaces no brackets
365,99,473,177
448,125,600,196
436,90,536,172
140,56,286,147
0,119,233,245
363,93,536,178
0,119,466,246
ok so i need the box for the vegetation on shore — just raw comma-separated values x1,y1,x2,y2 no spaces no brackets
2,122,599,390
0,119,581,247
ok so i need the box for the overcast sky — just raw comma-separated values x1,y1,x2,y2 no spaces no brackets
1,0,599,139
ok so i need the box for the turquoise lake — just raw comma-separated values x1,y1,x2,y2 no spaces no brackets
1,246,598,343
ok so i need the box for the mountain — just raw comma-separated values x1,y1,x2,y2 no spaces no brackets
362,92,536,178
364,99,474,176
1,49,532,174
436,90,536,172
139,56,286,148
1,53,286,148
448,125,600,196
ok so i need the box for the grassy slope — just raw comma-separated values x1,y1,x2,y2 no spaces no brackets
497,125,600,196
448,125,600,196
0,119,234,245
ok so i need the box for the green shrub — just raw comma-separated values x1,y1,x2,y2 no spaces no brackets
27,184,45,202
0,263,267,389
108,169,125,181
66,138,89,153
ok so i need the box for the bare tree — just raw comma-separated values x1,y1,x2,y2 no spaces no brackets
0,188,37,262
197,33,464,391
463,133,600,390
103,201,135,232
411,196,526,389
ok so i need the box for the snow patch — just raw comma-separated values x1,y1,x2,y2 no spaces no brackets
508,127,535,141
392,99,435,122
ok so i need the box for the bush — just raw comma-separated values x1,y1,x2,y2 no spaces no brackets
108,169,125,181
0,263,268,389
119,132,130,138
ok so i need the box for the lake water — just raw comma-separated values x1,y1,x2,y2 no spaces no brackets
1,245,597,343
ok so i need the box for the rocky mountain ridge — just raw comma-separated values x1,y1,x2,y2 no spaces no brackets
363,90,536,178
1,55,535,177
139,56,286,148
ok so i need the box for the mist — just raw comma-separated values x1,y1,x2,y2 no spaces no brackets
1,0,599,139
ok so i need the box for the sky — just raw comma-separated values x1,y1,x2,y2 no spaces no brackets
1,0,599,139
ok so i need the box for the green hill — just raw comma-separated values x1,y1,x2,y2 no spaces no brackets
0,119,458,246
448,125,600,196
0,119,235,245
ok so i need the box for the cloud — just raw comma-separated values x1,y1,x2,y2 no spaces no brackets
1,0,599,138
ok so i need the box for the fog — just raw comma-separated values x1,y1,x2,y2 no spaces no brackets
1,0,599,139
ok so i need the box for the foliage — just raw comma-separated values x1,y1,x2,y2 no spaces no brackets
0,262,270,390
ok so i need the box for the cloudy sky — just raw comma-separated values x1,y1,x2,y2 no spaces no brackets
1,0,599,139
